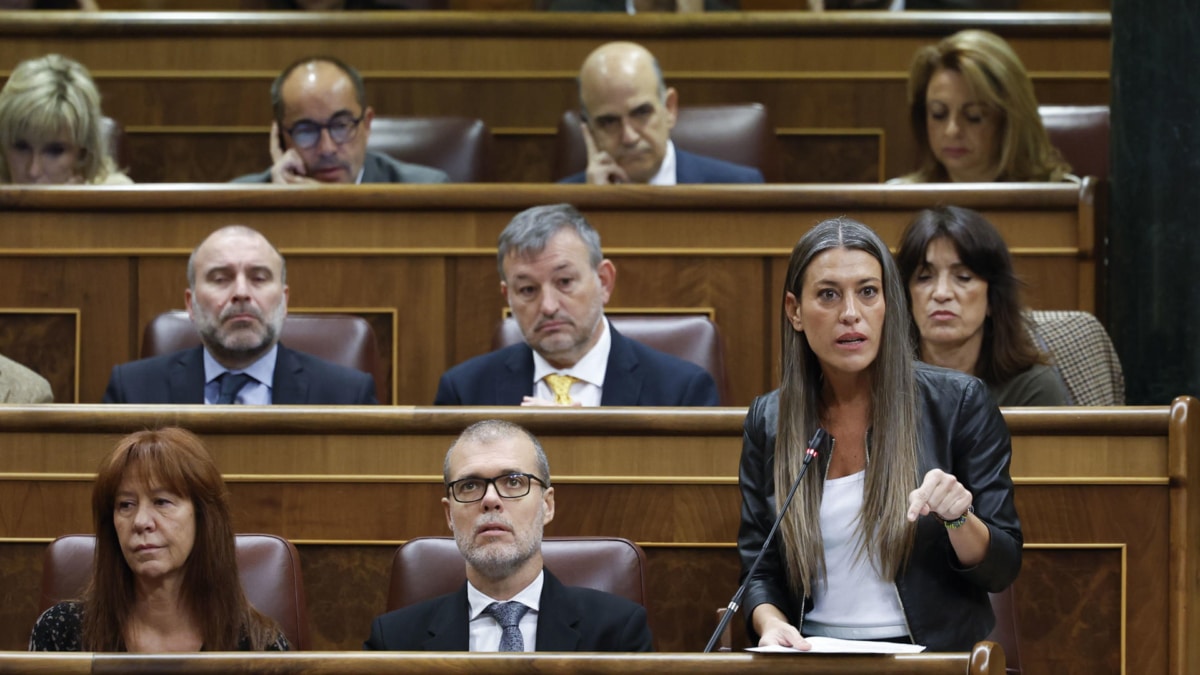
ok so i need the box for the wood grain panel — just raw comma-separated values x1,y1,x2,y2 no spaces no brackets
1017,547,1123,675
0,258,131,404
0,312,77,404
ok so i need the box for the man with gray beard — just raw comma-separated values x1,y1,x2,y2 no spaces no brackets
102,225,376,404
364,420,653,652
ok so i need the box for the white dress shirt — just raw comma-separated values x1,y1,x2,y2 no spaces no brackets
466,570,545,652
202,344,277,405
647,140,678,185
531,317,612,406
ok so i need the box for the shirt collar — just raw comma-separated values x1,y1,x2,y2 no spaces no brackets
466,569,544,620
647,140,677,186
203,343,278,389
531,316,611,387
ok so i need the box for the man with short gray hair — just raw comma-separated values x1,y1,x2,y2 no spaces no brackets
434,203,719,406
364,420,653,652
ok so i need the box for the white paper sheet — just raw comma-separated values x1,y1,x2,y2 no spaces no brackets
748,637,926,654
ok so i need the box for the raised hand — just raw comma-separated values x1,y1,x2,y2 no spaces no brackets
269,121,317,184
907,468,972,523
581,122,629,185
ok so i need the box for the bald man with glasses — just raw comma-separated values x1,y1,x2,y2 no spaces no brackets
364,420,653,652
232,56,448,185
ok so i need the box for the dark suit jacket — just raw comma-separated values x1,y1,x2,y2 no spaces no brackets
433,325,719,406
231,150,449,184
560,149,764,184
363,569,653,651
102,344,377,405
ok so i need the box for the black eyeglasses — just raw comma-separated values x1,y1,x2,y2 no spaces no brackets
285,112,364,149
446,473,549,504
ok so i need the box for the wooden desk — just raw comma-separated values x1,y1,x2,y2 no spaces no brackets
0,182,1099,405
0,401,1196,674
0,649,1004,675
0,12,1110,182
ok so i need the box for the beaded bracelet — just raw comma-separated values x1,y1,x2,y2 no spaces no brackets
937,505,973,529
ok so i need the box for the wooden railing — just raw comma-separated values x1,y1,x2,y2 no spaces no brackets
0,647,1006,675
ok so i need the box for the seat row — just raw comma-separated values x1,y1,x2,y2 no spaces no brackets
141,308,1124,407
39,533,1023,673
98,105,1111,184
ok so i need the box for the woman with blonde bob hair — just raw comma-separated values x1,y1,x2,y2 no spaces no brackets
30,427,287,651
897,30,1072,184
737,217,1021,651
0,54,131,185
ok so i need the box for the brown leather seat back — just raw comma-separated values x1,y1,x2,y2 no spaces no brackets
367,116,493,182
141,310,385,403
492,313,731,405
40,534,311,650
385,536,647,611
554,104,780,182
1039,105,1110,179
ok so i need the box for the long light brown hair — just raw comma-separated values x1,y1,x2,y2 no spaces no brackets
82,427,281,651
903,30,1072,183
776,218,920,599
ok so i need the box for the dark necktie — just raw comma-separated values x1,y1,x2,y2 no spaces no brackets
216,372,254,405
483,601,529,652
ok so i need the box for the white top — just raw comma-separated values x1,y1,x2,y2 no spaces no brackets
646,140,678,185
804,470,907,639
466,570,545,652
531,317,612,406
202,344,277,405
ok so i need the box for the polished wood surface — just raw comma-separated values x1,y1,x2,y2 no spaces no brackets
0,400,1195,674
0,182,1098,406
0,648,1002,675
0,12,1110,183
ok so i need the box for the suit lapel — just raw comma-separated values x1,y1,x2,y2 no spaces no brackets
600,327,643,406
497,344,536,404
674,150,700,184
271,345,308,404
535,570,582,651
169,347,206,404
422,585,471,651
360,153,382,183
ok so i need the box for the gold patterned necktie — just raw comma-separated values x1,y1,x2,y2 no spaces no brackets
544,374,579,405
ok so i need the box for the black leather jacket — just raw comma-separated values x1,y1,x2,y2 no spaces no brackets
737,363,1022,651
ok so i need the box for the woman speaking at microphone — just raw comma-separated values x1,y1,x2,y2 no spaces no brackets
736,217,1021,651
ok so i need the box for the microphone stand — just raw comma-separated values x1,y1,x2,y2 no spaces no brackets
703,427,827,653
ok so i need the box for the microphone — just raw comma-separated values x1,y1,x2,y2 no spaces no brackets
703,427,828,653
